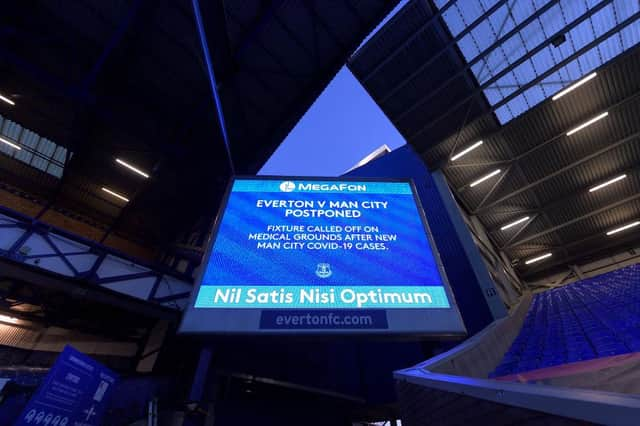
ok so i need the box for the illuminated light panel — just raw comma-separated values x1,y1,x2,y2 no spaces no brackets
525,253,552,265
566,112,608,136
101,187,129,202
0,136,21,150
606,221,640,236
552,72,597,101
115,158,149,178
501,216,530,231
589,174,627,192
451,140,483,161
0,93,14,106
0,314,19,324
470,169,501,187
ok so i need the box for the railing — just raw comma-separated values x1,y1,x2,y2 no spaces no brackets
0,205,192,310
394,294,640,425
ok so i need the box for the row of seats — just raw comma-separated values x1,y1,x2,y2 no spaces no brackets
490,263,640,377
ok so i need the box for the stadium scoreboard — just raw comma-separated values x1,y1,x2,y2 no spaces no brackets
179,177,466,335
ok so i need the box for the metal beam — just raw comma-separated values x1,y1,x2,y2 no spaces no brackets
505,192,640,250
474,125,640,214
445,71,640,179
404,0,614,137
300,0,348,51
0,256,179,320
520,231,640,279
378,0,513,104
270,10,315,67
355,0,459,81
488,11,640,114
99,159,160,244
192,0,236,175
225,5,305,86
489,164,640,236
231,1,283,58
417,2,635,140
390,0,560,123
499,214,539,249
422,7,640,138
470,164,513,211
80,0,146,90
448,160,508,169
343,0,366,29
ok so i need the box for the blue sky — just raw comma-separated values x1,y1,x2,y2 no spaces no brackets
259,1,409,177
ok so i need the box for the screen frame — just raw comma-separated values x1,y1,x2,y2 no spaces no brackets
178,175,466,337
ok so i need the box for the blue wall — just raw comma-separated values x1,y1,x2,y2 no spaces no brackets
347,145,499,335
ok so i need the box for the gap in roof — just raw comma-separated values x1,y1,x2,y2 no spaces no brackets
434,0,640,124
258,1,410,177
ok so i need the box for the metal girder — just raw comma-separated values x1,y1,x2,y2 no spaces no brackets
499,214,539,249
0,204,192,308
343,0,366,29
520,232,640,279
225,5,305,87
356,0,459,81
0,257,179,320
446,77,640,179
489,11,640,113
35,110,91,218
391,0,561,123
270,9,315,67
300,0,348,51
448,160,508,169
378,0,512,104
80,0,147,90
505,192,640,250
489,81,572,90
193,0,236,176
406,0,614,139
98,168,156,244
489,164,640,236
231,0,284,58
470,164,513,210
474,125,640,214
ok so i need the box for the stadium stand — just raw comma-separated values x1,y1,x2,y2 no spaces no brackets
394,263,640,425
491,263,640,378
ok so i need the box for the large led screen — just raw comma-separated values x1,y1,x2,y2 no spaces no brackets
179,177,466,335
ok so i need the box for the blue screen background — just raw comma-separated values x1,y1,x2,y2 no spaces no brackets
200,179,445,290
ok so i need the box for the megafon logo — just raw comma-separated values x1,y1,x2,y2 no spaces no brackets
279,181,296,192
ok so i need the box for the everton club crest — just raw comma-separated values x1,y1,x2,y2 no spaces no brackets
315,263,332,278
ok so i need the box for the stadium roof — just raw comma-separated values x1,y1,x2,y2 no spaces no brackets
0,0,398,254
349,0,640,281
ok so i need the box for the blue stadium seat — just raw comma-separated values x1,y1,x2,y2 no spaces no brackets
490,262,640,377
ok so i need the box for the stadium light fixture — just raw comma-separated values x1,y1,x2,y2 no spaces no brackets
451,140,483,161
470,169,501,187
552,72,597,101
501,216,530,231
589,174,627,192
0,314,19,324
0,93,15,106
525,252,552,265
606,221,640,236
101,187,129,202
0,136,21,150
566,112,608,136
115,158,150,178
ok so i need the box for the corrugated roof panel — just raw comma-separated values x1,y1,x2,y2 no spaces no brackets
554,197,640,244
533,141,640,207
